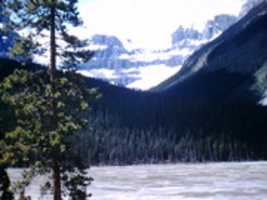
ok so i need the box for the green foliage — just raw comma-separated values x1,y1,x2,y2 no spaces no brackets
10,38,37,60
7,0,94,69
0,61,15,200
2,0,96,199
0,69,98,199
64,169,93,200
0,1,36,60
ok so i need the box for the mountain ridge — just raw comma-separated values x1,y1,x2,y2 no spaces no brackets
77,13,238,89
152,1,267,105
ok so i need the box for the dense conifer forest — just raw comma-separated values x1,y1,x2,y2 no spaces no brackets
1,58,267,166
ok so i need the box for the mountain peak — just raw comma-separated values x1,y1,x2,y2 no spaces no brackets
152,1,267,105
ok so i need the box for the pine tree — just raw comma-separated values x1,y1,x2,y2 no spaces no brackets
0,2,16,199
7,0,93,72
0,101,14,200
1,1,38,198
0,70,98,200
1,0,96,200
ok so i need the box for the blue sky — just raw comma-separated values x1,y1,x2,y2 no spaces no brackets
77,0,245,49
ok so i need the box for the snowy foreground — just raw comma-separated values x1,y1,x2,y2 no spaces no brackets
9,162,267,200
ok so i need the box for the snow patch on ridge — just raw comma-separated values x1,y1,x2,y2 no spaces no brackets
259,90,267,106
127,65,182,90
78,65,182,90
78,68,118,80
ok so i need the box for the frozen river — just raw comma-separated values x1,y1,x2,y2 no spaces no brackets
9,162,267,200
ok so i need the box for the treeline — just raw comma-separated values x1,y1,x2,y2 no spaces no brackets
1,58,267,166
77,123,258,165
74,81,267,165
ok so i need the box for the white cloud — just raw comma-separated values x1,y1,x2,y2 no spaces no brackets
78,0,244,50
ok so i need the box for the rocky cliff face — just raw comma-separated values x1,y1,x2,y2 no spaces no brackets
153,2,267,105
203,15,238,39
79,14,238,89
239,0,265,17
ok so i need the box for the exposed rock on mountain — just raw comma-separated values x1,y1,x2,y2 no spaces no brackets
203,15,238,39
153,2,267,104
79,14,238,89
239,0,265,17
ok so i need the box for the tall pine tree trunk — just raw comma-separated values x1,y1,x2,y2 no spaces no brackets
49,3,62,200
49,4,56,81
53,161,62,200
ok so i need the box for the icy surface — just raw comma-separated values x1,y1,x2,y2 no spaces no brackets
9,162,267,200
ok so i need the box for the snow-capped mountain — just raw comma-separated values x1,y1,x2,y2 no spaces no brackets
78,14,238,90
153,0,267,103
1,0,258,90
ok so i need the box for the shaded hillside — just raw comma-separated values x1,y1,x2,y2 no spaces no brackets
153,2,267,105
2,57,266,165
